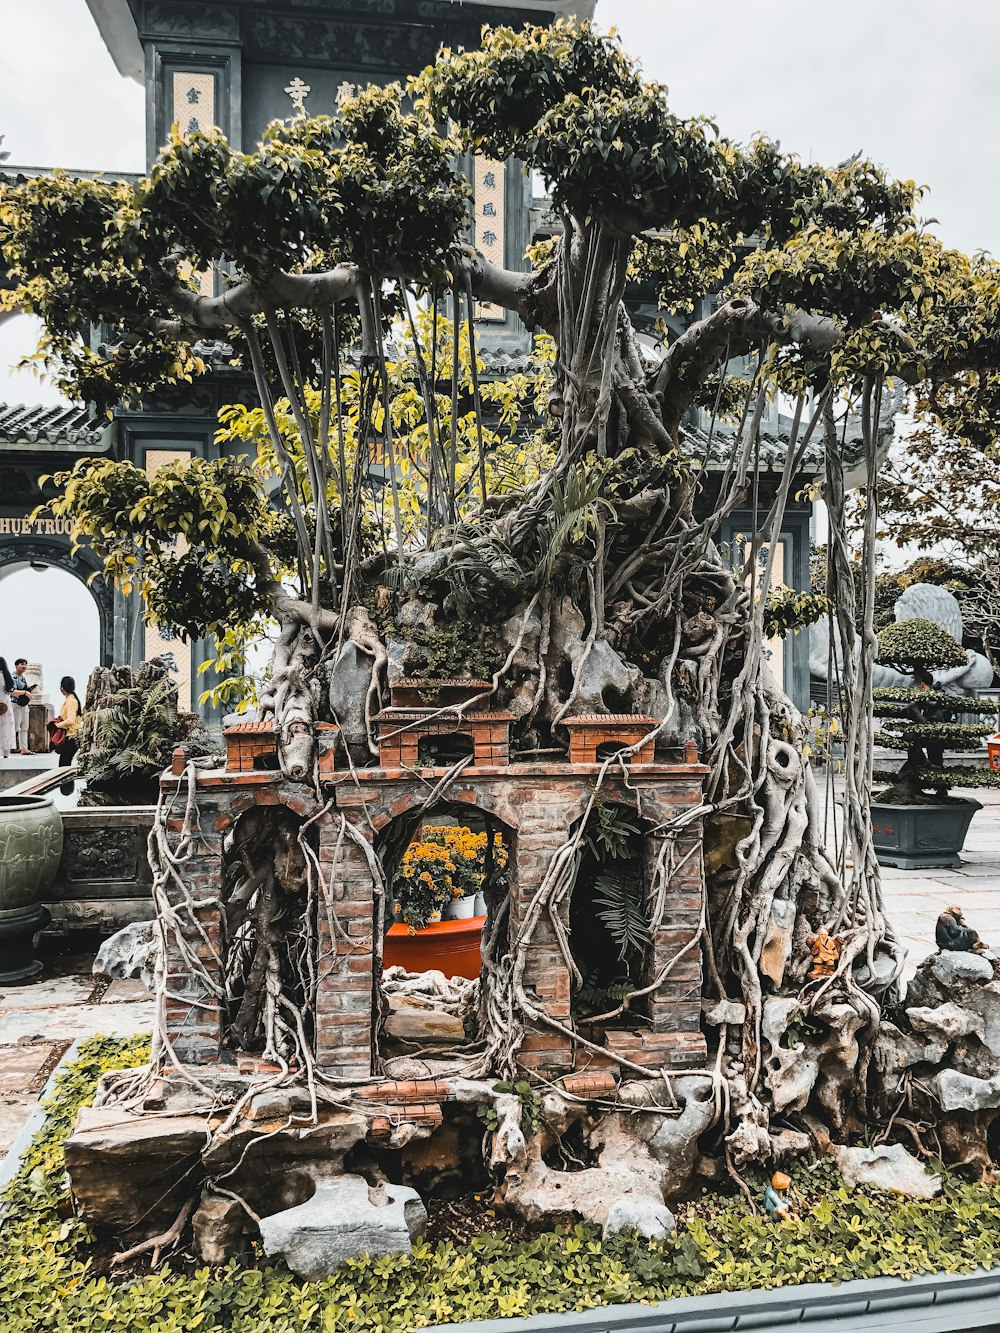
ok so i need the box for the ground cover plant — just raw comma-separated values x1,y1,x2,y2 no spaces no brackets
6,15,1000,1203
4,1038,1000,1333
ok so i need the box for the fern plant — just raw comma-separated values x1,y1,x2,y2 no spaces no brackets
78,658,215,803
592,866,650,962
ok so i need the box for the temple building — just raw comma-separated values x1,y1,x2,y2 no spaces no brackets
0,0,819,719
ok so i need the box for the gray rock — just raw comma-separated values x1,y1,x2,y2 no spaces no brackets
192,1193,247,1264
93,921,158,991
906,1002,984,1043
703,999,746,1027
328,639,376,758
603,1196,675,1240
259,1175,427,1279
929,951,994,988
932,1068,1000,1113
833,1143,942,1199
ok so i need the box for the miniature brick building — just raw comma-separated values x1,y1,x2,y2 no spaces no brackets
160,724,709,1082
373,708,513,771
564,714,657,766
223,721,278,773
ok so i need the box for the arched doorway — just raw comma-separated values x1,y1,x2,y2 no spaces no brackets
0,558,103,704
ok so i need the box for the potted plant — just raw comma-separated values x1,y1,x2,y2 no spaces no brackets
871,617,1000,867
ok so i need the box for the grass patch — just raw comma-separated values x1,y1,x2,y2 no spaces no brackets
2,1038,1000,1330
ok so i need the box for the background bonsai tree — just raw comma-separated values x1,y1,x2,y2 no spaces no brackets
77,656,217,804
6,19,1000,1161
873,617,1000,804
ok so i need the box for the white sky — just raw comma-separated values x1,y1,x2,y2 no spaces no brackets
1,0,998,406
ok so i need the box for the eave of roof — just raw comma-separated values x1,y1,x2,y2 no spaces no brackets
0,402,112,452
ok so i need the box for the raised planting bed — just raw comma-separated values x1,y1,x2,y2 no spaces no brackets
7,1039,1000,1331
383,915,486,980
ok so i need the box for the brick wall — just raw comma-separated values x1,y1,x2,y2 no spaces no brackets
157,759,710,1080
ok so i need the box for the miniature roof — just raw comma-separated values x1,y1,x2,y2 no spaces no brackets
564,714,658,726
224,720,277,734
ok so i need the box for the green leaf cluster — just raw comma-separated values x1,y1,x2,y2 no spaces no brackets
9,1041,1000,1330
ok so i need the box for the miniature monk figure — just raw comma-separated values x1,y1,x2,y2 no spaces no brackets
763,1171,799,1222
936,905,987,953
806,926,841,980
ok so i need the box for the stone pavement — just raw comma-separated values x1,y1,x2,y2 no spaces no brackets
0,946,153,1155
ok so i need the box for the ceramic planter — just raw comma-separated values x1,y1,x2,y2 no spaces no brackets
383,914,487,979
870,797,981,869
0,794,62,981
443,895,476,921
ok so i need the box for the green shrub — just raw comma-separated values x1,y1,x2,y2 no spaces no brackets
6,1041,1000,1331
877,617,967,673
873,618,999,802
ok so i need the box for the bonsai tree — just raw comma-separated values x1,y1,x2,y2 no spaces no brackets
5,18,1000,1164
874,617,1000,803
77,657,217,804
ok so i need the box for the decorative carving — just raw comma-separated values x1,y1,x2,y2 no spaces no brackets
64,827,139,882
245,15,440,68
142,3,238,41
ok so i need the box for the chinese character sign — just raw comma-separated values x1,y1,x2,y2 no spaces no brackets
473,156,505,322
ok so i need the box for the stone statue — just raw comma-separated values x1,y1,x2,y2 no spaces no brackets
935,905,987,954
810,582,994,695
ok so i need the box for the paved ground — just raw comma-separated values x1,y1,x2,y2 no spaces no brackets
0,788,996,1160
0,947,153,1154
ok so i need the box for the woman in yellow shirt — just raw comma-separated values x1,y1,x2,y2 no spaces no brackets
52,675,82,767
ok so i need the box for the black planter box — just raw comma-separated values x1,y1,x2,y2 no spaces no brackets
870,797,982,869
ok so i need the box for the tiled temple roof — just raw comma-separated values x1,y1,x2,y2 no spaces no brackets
0,401,110,449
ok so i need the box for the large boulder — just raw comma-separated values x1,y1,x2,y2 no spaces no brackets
259,1175,427,1279
93,921,158,991
832,1143,942,1199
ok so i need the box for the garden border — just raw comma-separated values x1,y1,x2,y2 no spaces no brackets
432,1266,1000,1332
0,1035,85,1225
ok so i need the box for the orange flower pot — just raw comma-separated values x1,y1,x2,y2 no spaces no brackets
383,915,486,980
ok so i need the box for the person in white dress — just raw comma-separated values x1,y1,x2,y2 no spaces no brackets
0,658,15,760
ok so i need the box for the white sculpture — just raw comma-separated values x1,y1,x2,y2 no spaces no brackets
809,582,994,695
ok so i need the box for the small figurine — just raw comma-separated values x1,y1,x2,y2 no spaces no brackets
936,905,987,953
763,1171,799,1222
806,926,842,980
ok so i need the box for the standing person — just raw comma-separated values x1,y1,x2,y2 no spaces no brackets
49,675,82,767
0,658,15,761
10,658,35,755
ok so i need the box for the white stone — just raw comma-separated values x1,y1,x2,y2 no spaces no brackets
93,921,159,991
833,1143,942,1199
604,1196,675,1240
928,951,994,988
906,1002,984,1043
259,1175,426,1279
932,1068,1000,1114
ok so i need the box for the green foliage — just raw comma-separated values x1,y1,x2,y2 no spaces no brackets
592,867,649,963
873,622,996,799
39,455,289,641
400,620,503,683
79,660,216,798
877,617,967,672
11,1042,1000,1329
762,586,830,639
477,1081,542,1137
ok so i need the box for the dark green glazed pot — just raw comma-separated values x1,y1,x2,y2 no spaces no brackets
0,794,62,981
